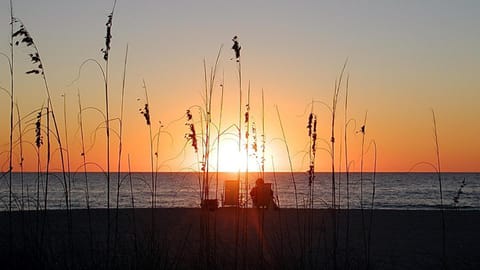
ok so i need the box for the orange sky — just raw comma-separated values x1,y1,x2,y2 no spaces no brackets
0,1,479,173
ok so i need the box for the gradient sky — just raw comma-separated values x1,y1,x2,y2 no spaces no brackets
1,0,479,172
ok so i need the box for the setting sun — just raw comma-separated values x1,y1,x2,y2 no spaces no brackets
215,138,262,173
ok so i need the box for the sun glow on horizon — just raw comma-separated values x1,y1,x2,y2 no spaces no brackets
215,139,263,173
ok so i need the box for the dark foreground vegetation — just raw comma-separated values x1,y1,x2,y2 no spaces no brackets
1,208,479,270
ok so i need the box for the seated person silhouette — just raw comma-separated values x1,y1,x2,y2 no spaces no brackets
250,178,278,209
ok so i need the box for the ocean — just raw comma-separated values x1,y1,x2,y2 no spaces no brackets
1,172,479,211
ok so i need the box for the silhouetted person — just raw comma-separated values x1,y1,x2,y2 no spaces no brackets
232,35,241,62
250,178,278,209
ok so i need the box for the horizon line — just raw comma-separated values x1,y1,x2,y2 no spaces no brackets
4,171,479,174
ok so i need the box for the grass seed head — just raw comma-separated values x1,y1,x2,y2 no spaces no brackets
140,103,151,125
12,20,44,75
232,35,241,61
184,111,198,152
101,13,113,61
35,111,43,148
307,113,313,136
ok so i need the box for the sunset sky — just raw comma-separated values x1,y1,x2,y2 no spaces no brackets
0,0,479,172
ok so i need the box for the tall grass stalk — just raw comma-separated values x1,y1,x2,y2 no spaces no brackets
202,46,222,268
116,45,128,208
330,61,347,209
153,124,162,204
15,104,25,210
306,101,317,267
44,106,50,213
202,46,222,202
34,106,43,216
12,18,70,235
104,0,117,209
114,45,129,256
41,105,51,248
330,61,347,269
359,111,368,264
258,88,267,267
271,157,286,265
8,0,14,214
275,106,299,209
275,105,303,266
215,72,224,200
101,2,117,265
127,155,138,266
432,110,446,268
343,77,352,268
231,36,243,270
241,81,252,270
140,79,156,251
234,41,242,270
14,103,27,250
261,89,266,180
8,1,15,258
62,94,72,208
366,140,377,269
77,90,94,262
213,71,225,261
245,82,251,204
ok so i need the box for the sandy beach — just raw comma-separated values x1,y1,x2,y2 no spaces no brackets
0,208,479,269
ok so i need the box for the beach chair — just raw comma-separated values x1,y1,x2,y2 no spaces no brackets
223,180,239,207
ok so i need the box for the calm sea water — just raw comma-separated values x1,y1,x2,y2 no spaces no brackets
0,172,479,211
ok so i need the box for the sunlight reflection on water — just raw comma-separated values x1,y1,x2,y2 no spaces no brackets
1,172,479,211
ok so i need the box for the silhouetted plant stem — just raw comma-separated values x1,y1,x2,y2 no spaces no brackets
102,2,117,266
261,89,266,180
213,71,225,262
306,101,317,267
44,105,50,212
8,1,14,260
36,140,41,209
34,106,43,214
366,140,377,269
343,77,352,269
259,88,267,266
245,82,251,197
234,50,242,270
215,72,224,200
62,94,72,209
15,105,25,210
202,46,222,268
114,45,128,256
275,107,299,207
153,124,162,204
140,79,156,251
242,82,251,270
202,46,222,203
276,105,303,266
432,110,447,268
12,17,70,235
14,103,26,251
271,158,280,208
330,61,347,269
41,105,51,248
8,0,14,212
77,90,94,263
127,155,138,266
331,61,347,208
360,111,368,265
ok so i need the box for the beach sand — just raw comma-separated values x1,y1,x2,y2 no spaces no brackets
1,208,479,269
